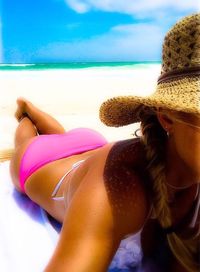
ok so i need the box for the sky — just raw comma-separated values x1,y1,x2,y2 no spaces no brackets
1,0,199,63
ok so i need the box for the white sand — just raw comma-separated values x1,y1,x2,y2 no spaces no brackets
0,65,160,150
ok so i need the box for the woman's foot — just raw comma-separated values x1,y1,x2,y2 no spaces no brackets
15,97,65,134
15,97,31,121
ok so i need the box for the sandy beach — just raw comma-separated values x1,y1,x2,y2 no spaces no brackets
0,65,160,151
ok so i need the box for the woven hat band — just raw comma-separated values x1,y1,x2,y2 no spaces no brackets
157,66,200,84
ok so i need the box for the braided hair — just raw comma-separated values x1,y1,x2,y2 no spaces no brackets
136,105,199,271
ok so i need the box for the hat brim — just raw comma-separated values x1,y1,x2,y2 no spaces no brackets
99,76,200,127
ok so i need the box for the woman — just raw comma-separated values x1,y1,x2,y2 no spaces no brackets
10,13,200,271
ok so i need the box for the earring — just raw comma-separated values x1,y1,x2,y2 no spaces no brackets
165,127,169,137
134,128,141,138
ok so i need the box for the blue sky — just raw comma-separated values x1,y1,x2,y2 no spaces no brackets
1,0,199,63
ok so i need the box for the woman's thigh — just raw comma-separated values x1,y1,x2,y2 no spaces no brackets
24,158,70,222
10,137,38,192
10,136,68,222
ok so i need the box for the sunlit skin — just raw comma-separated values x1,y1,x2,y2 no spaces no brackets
157,109,200,189
10,99,199,272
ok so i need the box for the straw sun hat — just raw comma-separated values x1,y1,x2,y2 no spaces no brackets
99,13,200,127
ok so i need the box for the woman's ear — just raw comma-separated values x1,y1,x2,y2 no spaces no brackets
156,109,174,133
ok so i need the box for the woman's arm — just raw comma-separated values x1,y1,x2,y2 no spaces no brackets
45,168,121,271
45,147,148,272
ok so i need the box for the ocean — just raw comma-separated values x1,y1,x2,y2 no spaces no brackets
0,61,160,71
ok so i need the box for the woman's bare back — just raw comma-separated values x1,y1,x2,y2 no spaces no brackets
11,135,151,235
10,136,110,222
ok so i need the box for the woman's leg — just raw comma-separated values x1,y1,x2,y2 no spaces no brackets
11,98,66,192
11,116,38,192
14,116,37,148
15,97,66,135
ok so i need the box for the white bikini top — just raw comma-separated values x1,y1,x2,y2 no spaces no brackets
51,159,85,201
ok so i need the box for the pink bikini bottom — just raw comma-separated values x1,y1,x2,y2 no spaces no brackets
19,128,108,193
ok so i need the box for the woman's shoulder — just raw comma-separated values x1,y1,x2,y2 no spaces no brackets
102,137,149,184
88,137,147,174
90,137,150,192
87,137,152,236
105,137,146,165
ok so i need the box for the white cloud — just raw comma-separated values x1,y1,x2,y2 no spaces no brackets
65,0,90,13
36,22,163,61
65,0,200,14
34,0,199,62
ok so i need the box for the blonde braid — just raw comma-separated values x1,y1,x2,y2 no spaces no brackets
137,106,199,272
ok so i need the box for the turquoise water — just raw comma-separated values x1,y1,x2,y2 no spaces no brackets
0,61,160,71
